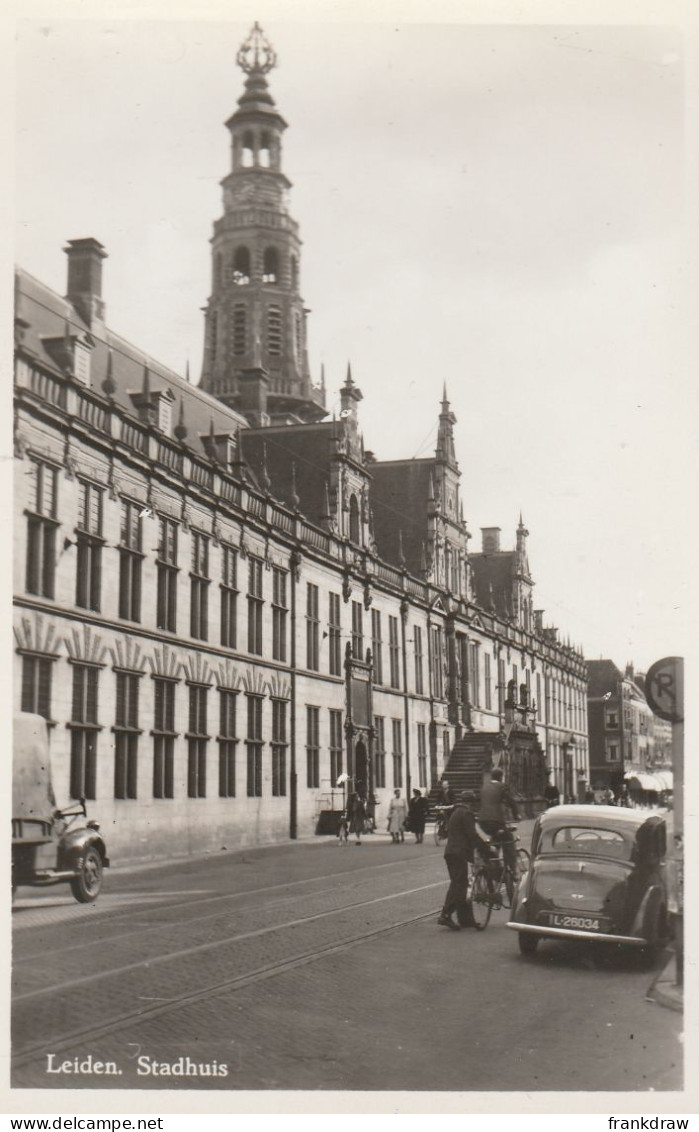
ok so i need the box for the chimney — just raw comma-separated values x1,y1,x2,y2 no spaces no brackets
481,527,501,554
237,367,270,428
64,238,107,327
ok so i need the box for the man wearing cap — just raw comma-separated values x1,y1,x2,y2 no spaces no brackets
438,791,487,931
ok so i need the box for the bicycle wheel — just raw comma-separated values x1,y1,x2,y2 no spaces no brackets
470,870,492,931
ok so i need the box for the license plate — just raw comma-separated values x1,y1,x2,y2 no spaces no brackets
544,913,604,932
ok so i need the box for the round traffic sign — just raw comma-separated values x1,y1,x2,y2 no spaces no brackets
645,656,684,723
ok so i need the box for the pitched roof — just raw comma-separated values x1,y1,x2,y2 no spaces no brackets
587,658,623,697
239,422,336,521
16,268,248,463
369,459,434,575
469,551,516,618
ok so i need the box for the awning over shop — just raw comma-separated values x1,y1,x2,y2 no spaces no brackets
625,771,671,792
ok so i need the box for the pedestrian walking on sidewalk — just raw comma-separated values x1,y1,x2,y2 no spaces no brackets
408,788,429,844
438,791,488,930
348,793,366,846
387,789,408,843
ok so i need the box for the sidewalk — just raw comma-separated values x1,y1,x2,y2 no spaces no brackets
647,951,683,1013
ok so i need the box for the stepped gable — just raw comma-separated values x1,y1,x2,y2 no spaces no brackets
16,268,248,463
239,421,334,518
369,458,435,574
469,550,516,616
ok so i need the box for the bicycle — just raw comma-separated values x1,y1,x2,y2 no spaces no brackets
433,805,453,846
469,824,531,930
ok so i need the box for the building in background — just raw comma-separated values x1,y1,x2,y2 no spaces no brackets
13,24,588,862
587,659,671,804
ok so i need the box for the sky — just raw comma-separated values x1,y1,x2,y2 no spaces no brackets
13,10,697,673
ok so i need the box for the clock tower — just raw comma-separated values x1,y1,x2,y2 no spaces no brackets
199,23,326,424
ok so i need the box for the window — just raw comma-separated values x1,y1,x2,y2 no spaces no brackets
414,626,424,695
233,246,251,285
233,305,247,355
306,583,319,670
371,609,383,684
118,500,142,622
328,592,342,676
392,719,403,788
26,459,57,599
247,557,263,655
329,710,343,785
76,480,103,611
114,672,139,800
388,616,400,689
606,711,618,729
220,545,238,649
469,642,480,707
70,664,99,800
190,532,210,641
259,132,271,168
271,699,287,797
374,716,386,788
153,678,176,799
351,601,363,660
484,652,492,710
218,689,237,798
431,626,444,699
267,306,282,355
271,568,288,662
349,494,360,543
306,706,320,789
263,247,278,284
246,694,263,797
606,743,619,763
417,723,427,788
536,673,542,721
498,658,506,714
21,655,53,720
187,685,208,798
157,517,178,632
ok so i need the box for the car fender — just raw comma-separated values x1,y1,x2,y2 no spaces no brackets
630,884,663,942
58,829,109,872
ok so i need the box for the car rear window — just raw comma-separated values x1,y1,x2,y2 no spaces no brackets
549,826,631,860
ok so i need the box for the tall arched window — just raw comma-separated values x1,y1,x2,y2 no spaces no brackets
233,247,251,285
266,306,282,355
259,131,271,168
349,494,360,544
242,131,254,167
263,247,278,284
233,305,247,356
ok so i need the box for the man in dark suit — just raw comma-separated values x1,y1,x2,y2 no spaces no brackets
438,791,488,931
478,767,520,876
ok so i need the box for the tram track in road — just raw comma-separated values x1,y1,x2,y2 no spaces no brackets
12,903,439,1069
13,848,443,964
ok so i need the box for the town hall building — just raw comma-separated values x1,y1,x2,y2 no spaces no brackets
13,24,589,862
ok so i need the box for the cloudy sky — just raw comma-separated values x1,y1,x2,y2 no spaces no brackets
14,8,696,671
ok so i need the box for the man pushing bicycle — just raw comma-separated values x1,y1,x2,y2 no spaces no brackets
477,767,521,878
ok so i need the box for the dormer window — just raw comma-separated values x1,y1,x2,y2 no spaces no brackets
154,390,175,434
73,340,92,385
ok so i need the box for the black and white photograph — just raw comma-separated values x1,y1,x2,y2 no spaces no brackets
7,0,694,1112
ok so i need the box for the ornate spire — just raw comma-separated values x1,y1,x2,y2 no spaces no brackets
259,441,271,493
237,22,277,76
436,388,457,467
398,529,407,571
289,461,300,511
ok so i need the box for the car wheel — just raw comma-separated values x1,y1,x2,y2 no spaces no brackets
518,932,539,955
70,847,103,903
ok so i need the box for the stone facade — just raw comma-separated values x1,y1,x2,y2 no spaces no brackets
13,23,589,863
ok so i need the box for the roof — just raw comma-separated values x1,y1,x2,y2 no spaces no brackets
469,551,516,617
536,803,658,831
239,422,336,521
16,268,249,463
369,459,434,574
587,659,623,698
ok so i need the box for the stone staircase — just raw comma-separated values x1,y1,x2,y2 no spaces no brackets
427,733,501,817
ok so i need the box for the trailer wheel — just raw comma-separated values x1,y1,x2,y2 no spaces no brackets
70,847,103,903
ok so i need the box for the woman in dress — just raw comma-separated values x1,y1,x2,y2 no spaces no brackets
387,789,408,844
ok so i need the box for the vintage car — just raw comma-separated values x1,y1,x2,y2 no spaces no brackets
507,804,669,959
12,713,109,903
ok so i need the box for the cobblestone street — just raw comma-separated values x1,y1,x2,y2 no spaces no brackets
11,831,682,1093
